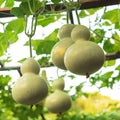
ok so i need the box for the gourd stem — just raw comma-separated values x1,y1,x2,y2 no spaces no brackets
66,7,70,24
25,15,38,58
75,9,80,25
40,113,46,120
57,112,63,120
27,0,34,15
75,0,81,25
29,35,32,57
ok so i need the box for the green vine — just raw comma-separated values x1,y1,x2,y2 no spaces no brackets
24,0,47,57
25,15,37,57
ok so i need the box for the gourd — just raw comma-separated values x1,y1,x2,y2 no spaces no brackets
51,37,74,70
20,57,40,74
58,24,75,40
64,40,105,76
45,78,72,113
71,25,90,41
12,58,48,105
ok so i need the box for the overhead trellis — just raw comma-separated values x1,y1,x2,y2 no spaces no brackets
0,0,120,18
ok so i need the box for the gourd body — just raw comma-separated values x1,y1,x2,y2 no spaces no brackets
51,38,74,70
12,73,48,105
45,90,72,113
64,40,105,75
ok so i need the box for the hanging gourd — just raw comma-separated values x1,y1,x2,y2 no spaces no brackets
12,13,48,105
45,78,72,113
12,58,48,105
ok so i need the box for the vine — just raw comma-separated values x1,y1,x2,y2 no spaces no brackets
25,15,37,57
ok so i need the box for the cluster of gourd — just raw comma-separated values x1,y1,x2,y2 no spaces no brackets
11,23,105,114
12,58,72,114
12,58,48,105
51,24,105,77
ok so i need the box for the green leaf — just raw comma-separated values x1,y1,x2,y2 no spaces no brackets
79,8,102,18
103,39,120,53
102,9,119,29
6,18,25,34
103,21,111,26
0,31,18,47
0,44,6,56
14,0,27,1
0,32,8,56
112,32,120,44
101,71,113,80
103,60,116,67
5,0,14,7
90,28,105,43
16,0,46,16
0,75,11,88
45,29,59,41
37,29,58,54
37,14,61,27
25,29,59,54
79,10,88,18
51,0,61,4
115,65,120,70
10,7,25,18
36,40,57,54
86,8,102,15
0,0,5,7
5,31,18,44
19,2,31,16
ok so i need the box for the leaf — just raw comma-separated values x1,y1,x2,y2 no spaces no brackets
14,0,27,1
101,71,113,80
5,0,14,7
37,14,61,27
10,7,25,18
0,0,4,7
90,28,105,43
115,65,120,70
0,44,6,56
79,8,102,18
36,40,57,54
36,29,59,54
103,60,116,67
0,75,11,89
19,2,31,16
25,29,59,54
79,10,88,18
6,18,25,34
51,0,61,4
86,8,102,15
5,31,18,44
45,29,59,41
112,32,120,44
102,9,119,29
0,32,8,56
103,39,120,53
16,0,46,16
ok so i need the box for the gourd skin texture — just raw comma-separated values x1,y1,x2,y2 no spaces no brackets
20,58,40,75
71,25,90,41
53,78,65,90
12,73,48,105
58,24,75,39
64,40,105,75
51,37,74,70
45,90,72,113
